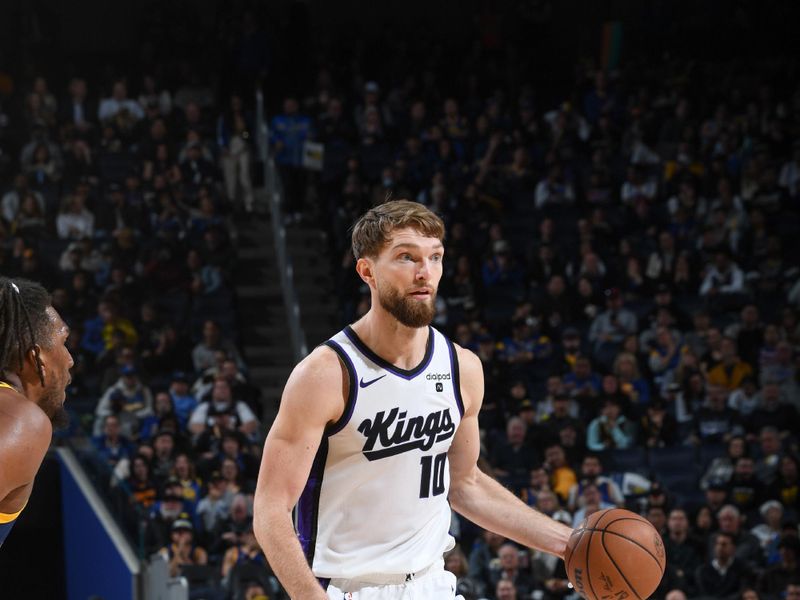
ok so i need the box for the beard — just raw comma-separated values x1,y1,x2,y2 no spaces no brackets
40,376,70,429
377,281,436,328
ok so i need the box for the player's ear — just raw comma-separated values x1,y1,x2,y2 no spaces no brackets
356,257,375,286
27,344,47,381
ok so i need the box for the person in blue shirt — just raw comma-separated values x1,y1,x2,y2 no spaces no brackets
92,414,134,468
270,96,313,221
168,371,197,428
562,355,602,399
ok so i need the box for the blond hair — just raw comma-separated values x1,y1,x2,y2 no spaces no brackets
350,199,445,259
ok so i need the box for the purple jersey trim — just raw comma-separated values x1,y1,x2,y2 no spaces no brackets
323,340,359,436
342,325,434,380
296,438,329,565
445,337,465,418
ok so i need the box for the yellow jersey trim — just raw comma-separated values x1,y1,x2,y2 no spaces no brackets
0,507,23,524
0,381,15,391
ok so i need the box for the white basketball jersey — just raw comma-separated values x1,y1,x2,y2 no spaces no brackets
297,325,464,579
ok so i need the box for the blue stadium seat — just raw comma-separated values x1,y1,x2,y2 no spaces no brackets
648,445,697,471
608,447,648,474
698,443,726,467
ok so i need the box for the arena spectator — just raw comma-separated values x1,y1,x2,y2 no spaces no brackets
751,500,785,564
93,365,153,436
488,543,536,599
693,385,745,445
701,436,748,490
715,505,765,573
167,371,198,428
196,471,231,537
209,493,252,556
91,414,134,468
566,454,624,511
158,516,208,578
586,396,635,451
571,482,615,527
767,455,800,513
126,453,158,509
145,491,187,553
192,319,246,373
589,287,638,369
708,337,754,392
695,531,755,599
758,536,800,599
189,377,259,442
270,96,312,221
726,456,767,518
662,508,704,591
98,79,144,123
543,443,577,503
444,545,487,600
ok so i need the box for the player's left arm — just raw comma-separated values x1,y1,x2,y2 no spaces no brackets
448,344,573,559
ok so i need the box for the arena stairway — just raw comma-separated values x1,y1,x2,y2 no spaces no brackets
233,214,295,426
285,224,339,349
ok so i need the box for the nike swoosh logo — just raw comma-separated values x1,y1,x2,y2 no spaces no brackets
359,374,387,388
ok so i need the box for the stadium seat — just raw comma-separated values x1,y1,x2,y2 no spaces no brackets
179,564,220,589
698,443,726,467
648,445,697,471
608,447,648,474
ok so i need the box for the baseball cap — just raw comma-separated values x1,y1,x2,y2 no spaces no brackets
171,371,190,383
172,517,193,532
707,479,727,492
120,364,137,376
760,499,784,517
519,399,534,411
562,327,580,339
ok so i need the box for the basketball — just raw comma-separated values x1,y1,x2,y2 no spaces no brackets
565,508,666,600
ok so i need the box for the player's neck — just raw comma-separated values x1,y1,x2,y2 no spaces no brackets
352,311,430,370
0,372,25,396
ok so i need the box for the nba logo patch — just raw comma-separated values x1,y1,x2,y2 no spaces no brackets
435,382,443,392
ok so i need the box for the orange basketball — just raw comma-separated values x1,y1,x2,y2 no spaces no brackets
564,508,666,600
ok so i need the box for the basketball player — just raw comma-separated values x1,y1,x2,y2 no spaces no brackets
254,200,572,598
0,277,73,548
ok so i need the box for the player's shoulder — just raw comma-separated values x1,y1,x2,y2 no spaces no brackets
0,389,51,438
0,390,52,464
279,344,348,425
449,340,482,376
289,343,348,385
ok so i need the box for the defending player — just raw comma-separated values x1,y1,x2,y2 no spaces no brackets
0,277,73,548
254,200,572,598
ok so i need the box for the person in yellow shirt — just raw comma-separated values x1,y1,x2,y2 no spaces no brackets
543,443,577,503
707,337,753,391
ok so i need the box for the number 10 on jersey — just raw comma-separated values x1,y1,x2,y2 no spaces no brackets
419,453,447,498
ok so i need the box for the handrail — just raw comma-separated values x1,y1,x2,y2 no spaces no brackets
255,88,308,363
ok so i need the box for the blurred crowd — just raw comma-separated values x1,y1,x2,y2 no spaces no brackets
268,41,800,600
0,43,274,600
2,4,800,600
